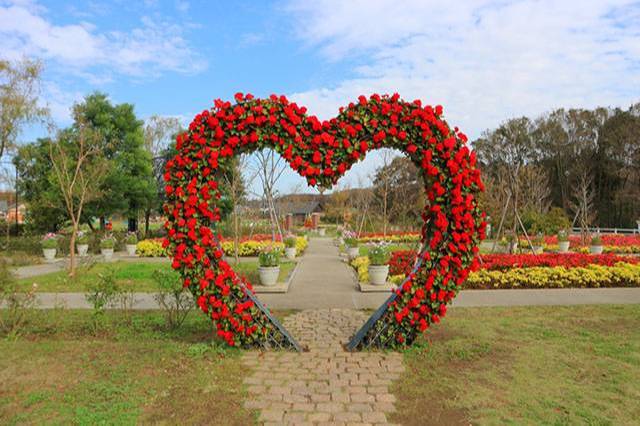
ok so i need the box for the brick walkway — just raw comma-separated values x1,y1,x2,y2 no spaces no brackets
241,309,404,425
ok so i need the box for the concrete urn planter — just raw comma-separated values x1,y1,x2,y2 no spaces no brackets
368,264,390,286
589,245,603,255
346,246,359,259
101,248,114,261
318,228,326,236
126,244,137,256
76,244,89,257
285,247,296,260
558,241,570,253
258,266,280,286
43,248,56,261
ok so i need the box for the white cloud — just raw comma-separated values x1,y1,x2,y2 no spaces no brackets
286,0,640,138
0,0,206,80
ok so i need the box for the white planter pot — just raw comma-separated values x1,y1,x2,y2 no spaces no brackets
101,248,114,260
347,246,359,259
532,246,544,254
368,264,389,286
589,245,603,255
318,228,326,236
284,247,296,260
42,248,56,261
258,266,280,286
558,241,570,253
77,244,89,257
126,244,137,256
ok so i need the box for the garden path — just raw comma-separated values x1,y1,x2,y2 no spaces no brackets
241,309,404,425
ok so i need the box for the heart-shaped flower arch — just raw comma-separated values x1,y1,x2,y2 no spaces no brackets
163,93,486,349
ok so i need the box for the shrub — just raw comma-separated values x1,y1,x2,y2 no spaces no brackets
84,268,119,332
368,245,390,266
136,239,166,257
40,233,58,249
76,231,90,245
0,260,37,337
284,236,297,248
100,235,116,249
124,232,138,245
258,246,281,267
152,269,192,329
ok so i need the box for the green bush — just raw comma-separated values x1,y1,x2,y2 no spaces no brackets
284,236,297,248
84,268,119,332
522,207,571,235
40,233,58,249
100,236,116,249
0,259,37,337
152,269,192,329
124,232,138,245
368,245,390,265
258,247,281,267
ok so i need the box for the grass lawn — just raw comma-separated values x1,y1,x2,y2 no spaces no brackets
0,309,267,425
16,260,297,292
392,304,640,425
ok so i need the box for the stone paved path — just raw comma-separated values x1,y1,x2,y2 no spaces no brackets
241,309,404,425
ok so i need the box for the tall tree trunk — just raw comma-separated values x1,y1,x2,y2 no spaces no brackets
144,209,151,237
69,224,77,277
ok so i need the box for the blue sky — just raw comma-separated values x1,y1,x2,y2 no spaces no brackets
1,0,639,194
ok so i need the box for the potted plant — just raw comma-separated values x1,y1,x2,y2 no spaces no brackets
76,231,90,256
589,235,603,254
41,233,58,261
318,226,326,236
367,245,390,285
258,245,281,286
531,233,544,254
284,236,297,260
343,230,359,259
125,232,138,256
100,235,116,261
557,230,570,253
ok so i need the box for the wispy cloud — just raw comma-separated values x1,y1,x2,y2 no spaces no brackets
286,0,640,137
0,0,207,81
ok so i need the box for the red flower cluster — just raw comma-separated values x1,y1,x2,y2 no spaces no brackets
164,93,485,348
389,251,640,276
544,234,640,247
480,253,640,270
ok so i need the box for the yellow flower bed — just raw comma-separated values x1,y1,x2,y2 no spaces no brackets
136,239,166,257
465,262,640,289
351,256,370,282
221,236,307,257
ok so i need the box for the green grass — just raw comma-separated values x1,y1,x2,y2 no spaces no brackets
0,309,291,425
16,260,297,292
392,304,640,425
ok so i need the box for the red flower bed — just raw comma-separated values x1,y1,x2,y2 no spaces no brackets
480,253,640,270
543,234,640,247
389,250,640,275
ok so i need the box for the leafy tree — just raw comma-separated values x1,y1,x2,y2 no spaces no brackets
75,93,155,231
0,58,49,158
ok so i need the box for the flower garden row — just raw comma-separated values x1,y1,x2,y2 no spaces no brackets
39,232,308,261
340,229,640,289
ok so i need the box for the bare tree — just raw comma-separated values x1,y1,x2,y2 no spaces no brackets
252,149,288,240
143,115,182,158
372,149,397,236
569,170,597,243
0,58,50,158
48,110,109,277
221,155,256,264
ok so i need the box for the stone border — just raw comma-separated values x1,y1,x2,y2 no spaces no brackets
253,259,301,294
358,281,396,293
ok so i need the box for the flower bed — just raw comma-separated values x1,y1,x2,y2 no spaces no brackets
466,263,640,289
220,236,307,257
138,236,308,258
389,250,640,275
357,231,420,244
544,234,640,247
